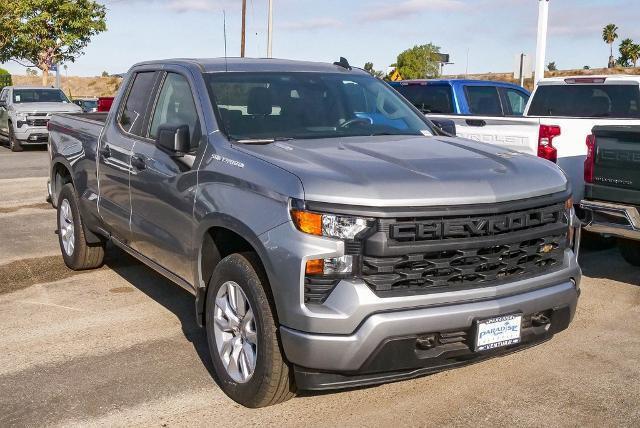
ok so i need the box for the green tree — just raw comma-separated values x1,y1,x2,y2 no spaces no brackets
101,71,109,77
602,23,619,68
363,62,385,79
547,61,557,71
618,38,635,66
394,43,441,79
628,43,640,67
0,0,107,85
0,67,9,75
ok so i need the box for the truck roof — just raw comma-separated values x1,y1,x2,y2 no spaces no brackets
132,57,370,75
538,75,640,85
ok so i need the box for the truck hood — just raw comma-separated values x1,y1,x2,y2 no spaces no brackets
12,102,81,114
235,135,568,207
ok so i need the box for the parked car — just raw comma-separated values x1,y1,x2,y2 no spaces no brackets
580,125,640,265
47,57,581,408
0,86,81,151
420,76,640,203
72,97,98,113
97,96,114,112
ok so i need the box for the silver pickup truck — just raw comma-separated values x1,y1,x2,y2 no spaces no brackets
47,57,581,408
0,86,81,151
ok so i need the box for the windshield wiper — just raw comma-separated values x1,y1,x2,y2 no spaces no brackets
234,137,294,145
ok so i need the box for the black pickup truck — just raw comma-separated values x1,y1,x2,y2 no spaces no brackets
581,125,640,265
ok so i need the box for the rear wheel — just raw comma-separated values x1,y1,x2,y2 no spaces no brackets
8,125,22,152
618,239,640,266
57,183,105,270
205,253,295,408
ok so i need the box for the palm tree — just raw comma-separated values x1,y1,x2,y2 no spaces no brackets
602,24,619,68
629,43,640,67
619,38,635,66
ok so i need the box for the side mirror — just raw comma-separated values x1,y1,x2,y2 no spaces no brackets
430,119,456,136
156,124,190,156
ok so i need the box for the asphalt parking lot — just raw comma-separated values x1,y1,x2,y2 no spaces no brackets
0,145,638,427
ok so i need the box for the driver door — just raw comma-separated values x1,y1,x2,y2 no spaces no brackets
128,71,204,282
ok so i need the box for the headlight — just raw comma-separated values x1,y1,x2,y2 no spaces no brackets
291,209,368,240
15,112,28,120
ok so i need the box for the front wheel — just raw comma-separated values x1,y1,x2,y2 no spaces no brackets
8,126,22,152
57,183,105,270
205,253,295,408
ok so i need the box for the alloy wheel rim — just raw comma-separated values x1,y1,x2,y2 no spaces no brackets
59,199,75,256
213,281,258,383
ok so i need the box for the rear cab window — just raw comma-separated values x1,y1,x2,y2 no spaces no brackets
464,85,503,116
501,88,530,116
118,71,159,137
393,83,454,114
528,83,640,118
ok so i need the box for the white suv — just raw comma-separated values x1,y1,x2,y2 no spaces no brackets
0,86,81,152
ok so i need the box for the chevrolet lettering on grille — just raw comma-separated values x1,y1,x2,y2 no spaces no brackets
390,206,560,241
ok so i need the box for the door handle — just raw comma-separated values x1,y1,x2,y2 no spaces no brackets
465,119,487,127
99,145,111,158
131,154,146,170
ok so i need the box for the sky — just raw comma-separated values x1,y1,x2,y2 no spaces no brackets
3,0,640,77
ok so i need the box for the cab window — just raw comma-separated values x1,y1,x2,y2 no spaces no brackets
502,88,529,116
119,72,157,137
465,86,503,116
149,73,201,149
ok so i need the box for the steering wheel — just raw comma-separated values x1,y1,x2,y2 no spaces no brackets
339,117,372,129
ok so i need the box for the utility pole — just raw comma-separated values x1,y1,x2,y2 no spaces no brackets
534,0,549,86
267,0,273,58
519,53,525,87
240,0,247,57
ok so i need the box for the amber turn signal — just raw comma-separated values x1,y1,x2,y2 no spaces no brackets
291,210,322,236
565,197,574,210
305,259,324,275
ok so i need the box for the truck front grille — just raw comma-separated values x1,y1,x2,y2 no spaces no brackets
27,118,49,127
360,201,568,297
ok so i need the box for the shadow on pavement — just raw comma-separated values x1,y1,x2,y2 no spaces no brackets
102,244,220,385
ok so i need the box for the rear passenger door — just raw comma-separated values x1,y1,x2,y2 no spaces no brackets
128,71,204,283
98,70,161,241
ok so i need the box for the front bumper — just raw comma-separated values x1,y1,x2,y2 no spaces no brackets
282,280,578,390
580,199,640,241
15,126,49,144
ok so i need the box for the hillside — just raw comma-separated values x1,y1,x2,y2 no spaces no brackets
11,75,123,98
6,66,640,97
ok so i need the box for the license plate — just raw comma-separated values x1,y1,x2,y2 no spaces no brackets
475,314,522,351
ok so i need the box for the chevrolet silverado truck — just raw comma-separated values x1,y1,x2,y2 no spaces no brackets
0,86,81,151
581,125,640,265
47,58,581,408
405,76,640,204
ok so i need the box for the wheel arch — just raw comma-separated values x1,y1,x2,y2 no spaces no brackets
194,214,278,328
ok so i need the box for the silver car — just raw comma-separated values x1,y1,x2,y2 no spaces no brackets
0,86,81,152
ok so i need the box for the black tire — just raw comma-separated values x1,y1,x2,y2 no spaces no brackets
57,183,105,270
8,125,22,152
618,239,640,266
205,253,295,408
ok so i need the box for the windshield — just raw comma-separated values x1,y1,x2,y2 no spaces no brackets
13,89,70,104
528,84,640,118
205,72,434,141
393,83,454,114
